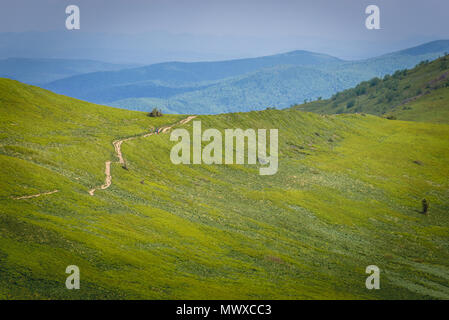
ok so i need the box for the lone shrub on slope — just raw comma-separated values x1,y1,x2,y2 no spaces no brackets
148,108,163,117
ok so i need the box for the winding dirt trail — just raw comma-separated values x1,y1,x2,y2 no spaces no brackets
12,116,196,200
88,115,196,196
88,161,111,196
178,116,197,125
12,190,59,200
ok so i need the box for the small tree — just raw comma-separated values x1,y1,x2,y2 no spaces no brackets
369,77,380,87
346,100,355,108
148,108,163,117
422,199,429,215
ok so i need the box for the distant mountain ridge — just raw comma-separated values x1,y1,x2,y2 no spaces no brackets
397,40,449,56
37,40,449,114
45,50,341,95
0,58,136,85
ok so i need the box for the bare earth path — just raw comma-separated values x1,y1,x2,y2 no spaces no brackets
88,116,196,196
12,190,59,200
88,161,111,196
12,116,196,199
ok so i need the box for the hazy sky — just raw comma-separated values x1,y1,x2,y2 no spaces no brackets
0,0,448,61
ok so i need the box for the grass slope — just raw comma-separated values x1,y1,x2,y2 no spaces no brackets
385,86,449,124
0,78,448,299
295,54,449,123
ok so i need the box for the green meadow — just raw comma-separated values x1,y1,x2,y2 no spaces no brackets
0,74,448,299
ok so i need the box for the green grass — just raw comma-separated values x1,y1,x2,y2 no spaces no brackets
0,78,448,299
385,86,449,124
294,55,449,123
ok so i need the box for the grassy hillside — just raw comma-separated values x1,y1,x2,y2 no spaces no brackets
44,40,449,114
295,54,449,123
1,78,448,299
385,87,449,123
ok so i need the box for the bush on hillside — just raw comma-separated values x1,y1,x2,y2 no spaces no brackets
385,92,395,102
369,77,381,87
355,85,367,96
422,199,429,215
148,108,163,117
346,100,355,108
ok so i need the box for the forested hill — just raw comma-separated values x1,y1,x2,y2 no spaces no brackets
43,40,449,114
293,54,449,124
45,50,341,97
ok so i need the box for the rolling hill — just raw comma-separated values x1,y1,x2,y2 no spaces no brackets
44,40,449,114
294,54,449,124
44,50,342,101
109,65,353,114
0,58,136,85
1,78,448,299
